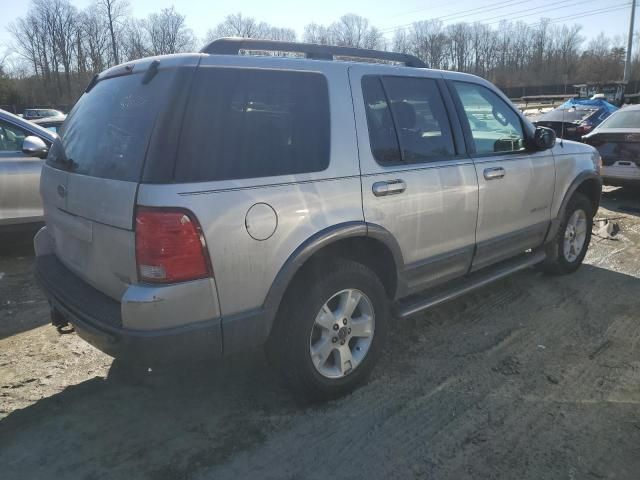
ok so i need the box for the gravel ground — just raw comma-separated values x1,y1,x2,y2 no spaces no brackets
1,187,639,480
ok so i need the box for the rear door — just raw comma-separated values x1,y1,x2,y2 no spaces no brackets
350,66,478,294
43,58,194,300
449,80,555,271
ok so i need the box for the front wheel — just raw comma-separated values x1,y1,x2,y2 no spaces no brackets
267,259,389,401
540,192,593,275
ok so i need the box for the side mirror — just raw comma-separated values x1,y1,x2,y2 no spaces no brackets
533,126,556,151
22,136,49,158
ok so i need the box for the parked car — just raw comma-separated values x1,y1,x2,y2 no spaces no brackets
583,104,640,186
34,39,602,400
0,108,56,229
22,108,65,121
32,115,67,134
535,98,618,141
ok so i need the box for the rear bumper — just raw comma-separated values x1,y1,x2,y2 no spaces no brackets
601,164,640,184
35,253,224,364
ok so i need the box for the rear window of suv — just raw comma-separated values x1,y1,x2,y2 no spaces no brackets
174,67,330,182
47,70,176,182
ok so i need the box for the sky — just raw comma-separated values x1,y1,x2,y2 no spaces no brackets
0,0,635,53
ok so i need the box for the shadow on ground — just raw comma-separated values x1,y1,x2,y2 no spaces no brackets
601,186,640,217
2,264,640,479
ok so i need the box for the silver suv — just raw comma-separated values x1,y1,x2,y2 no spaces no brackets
35,39,602,399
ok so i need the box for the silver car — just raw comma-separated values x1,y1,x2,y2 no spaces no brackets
35,39,602,399
23,108,64,121
1,109,56,229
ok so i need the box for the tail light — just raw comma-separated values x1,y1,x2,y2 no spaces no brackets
135,207,212,284
576,123,593,135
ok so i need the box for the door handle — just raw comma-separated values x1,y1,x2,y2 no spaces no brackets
483,167,505,180
372,179,406,197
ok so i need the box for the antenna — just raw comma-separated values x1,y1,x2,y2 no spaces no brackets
560,103,565,147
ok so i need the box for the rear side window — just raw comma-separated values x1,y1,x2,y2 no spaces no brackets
47,70,175,182
362,75,455,165
175,68,330,182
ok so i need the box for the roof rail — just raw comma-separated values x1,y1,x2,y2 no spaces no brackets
200,38,427,68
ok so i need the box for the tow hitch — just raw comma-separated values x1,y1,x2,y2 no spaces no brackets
51,308,74,334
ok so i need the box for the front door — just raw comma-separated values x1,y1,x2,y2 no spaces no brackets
0,119,45,225
349,67,479,295
449,81,555,271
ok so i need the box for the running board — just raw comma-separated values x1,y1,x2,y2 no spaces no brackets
395,250,546,319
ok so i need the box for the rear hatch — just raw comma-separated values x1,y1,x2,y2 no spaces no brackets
583,128,640,167
535,107,598,140
41,55,199,301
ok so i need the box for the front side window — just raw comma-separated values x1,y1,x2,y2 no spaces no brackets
176,68,330,182
453,82,525,155
362,75,455,165
0,120,28,152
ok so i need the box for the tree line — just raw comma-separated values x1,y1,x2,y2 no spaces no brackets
1,0,638,111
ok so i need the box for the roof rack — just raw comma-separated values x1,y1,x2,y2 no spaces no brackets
200,38,427,68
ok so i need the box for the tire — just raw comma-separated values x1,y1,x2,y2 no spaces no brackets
266,258,389,401
539,192,593,275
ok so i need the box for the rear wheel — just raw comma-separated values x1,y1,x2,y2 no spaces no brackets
540,193,593,275
267,259,389,401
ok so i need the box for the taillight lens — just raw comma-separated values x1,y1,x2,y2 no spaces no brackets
135,207,211,284
576,123,593,135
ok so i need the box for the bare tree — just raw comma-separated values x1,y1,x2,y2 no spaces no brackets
206,13,264,40
145,7,195,56
121,19,148,61
97,0,128,65
80,4,111,72
264,27,297,42
303,23,333,45
205,13,295,43
5,4,640,109
329,14,385,49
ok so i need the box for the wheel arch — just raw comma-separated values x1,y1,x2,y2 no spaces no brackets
545,171,602,243
262,222,404,334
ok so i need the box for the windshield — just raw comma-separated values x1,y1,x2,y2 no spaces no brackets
47,70,175,182
598,109,640,129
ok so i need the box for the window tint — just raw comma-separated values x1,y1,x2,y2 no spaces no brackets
47,70,176,182
453,82,525,154
0,120,28,152
362,75,455,165
175,68,330,182
361,77,401,164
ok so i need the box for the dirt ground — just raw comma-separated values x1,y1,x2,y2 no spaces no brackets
1,187,639,480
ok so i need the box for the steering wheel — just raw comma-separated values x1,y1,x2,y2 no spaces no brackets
492,106,509,126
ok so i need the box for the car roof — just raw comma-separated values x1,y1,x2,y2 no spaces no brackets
95,49,484,85
0,108,57,142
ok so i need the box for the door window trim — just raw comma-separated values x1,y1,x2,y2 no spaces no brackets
446,79,531,158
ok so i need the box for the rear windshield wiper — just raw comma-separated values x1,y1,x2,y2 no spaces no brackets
142,60,160,85
64,158,78,171
85,74,99,93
